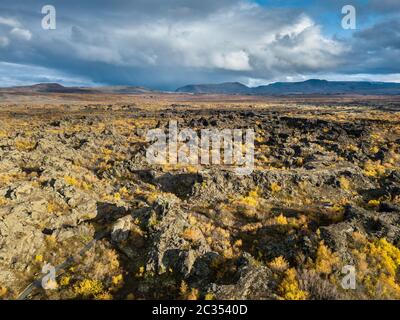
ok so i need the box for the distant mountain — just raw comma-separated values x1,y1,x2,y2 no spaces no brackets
176,79,400,95
2,80,400,96
0,83,92,94
93,86,154,94
0,83,155,94
176,82,250,94
29,83,67,92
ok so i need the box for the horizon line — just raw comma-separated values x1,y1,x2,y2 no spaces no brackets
2,78,400,90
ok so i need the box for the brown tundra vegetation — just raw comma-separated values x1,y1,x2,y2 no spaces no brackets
1,92,400,300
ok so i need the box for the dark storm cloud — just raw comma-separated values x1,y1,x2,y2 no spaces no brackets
369,0,400,13
0,0,399,88
338,19,400,75
355,20,400,49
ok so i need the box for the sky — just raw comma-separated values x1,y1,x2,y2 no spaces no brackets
0,0,399,90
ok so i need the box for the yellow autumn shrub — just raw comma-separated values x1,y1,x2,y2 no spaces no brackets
74,279,104,298
278,268,308,300
315,241,340,274
354,238,400,299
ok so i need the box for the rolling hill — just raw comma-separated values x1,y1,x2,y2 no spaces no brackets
0,83,155,94
2,79,400,95
176,79,400,95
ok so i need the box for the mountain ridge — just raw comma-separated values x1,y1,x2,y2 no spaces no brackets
2,79,400,95
0,83,155,94
176,79,400,95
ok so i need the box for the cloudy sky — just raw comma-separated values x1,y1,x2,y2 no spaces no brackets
0,0,399,89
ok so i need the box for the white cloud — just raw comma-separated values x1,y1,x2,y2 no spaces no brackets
212,51,252,71
10,28,32,41
54,2,344,77
5,0,396,88
0,17,20,28
0,17,32,48
0,36,9,47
